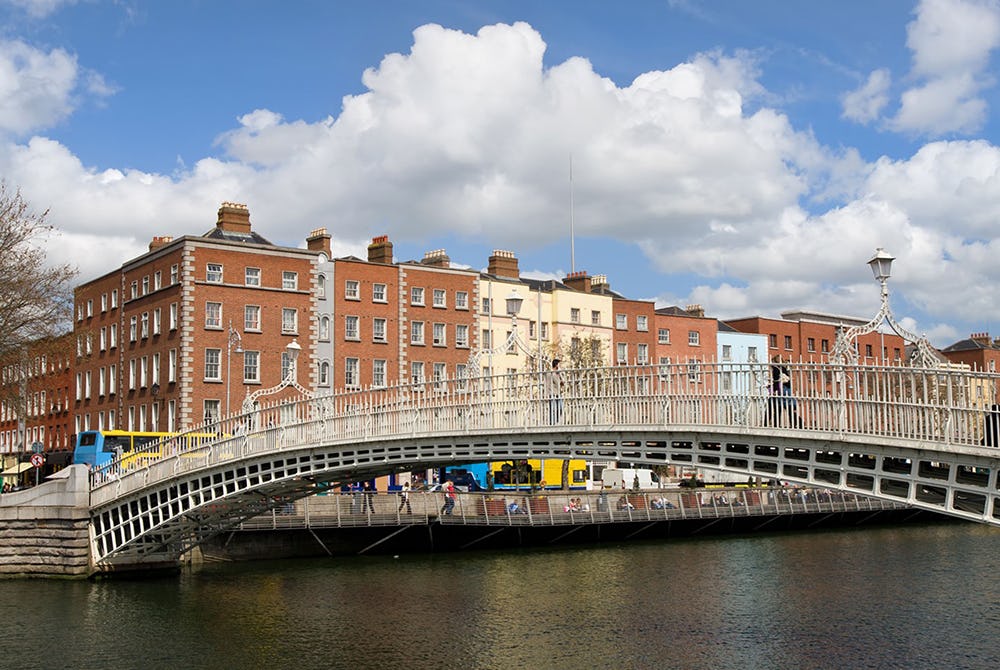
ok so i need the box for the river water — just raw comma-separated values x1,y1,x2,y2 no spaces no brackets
2,522,998,670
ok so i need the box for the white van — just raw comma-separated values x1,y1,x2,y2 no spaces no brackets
601,467,659,490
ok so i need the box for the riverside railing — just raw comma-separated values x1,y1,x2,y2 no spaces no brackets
237,486,909,531
89,361,1000,499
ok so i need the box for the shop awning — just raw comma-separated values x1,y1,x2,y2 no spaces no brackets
1,462,32,477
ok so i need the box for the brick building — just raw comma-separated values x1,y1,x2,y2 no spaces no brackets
71,203,319,434
941,333,1000,373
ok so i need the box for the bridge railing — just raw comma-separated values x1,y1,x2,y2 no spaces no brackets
237,486,909,531
89,361,1000,497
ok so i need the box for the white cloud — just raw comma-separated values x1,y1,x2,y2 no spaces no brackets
890,0,1000,135
2,0,77,19
0,40,79,135
841,69,891,124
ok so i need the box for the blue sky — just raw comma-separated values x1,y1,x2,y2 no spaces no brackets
3,0,1000,347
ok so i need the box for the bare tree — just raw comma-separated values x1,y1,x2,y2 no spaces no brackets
0,182,77,451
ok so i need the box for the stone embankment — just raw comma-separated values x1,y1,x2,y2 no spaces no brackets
0,466,91,578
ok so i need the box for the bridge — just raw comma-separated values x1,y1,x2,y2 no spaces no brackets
85,361,1000,572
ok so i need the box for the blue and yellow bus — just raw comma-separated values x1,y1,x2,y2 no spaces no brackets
445,458,591,490
72,430,218,469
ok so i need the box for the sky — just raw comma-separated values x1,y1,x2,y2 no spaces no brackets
2,0,1000,348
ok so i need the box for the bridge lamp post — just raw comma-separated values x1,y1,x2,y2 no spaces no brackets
225,321,244,418
831,247,938,367
284,338,302,383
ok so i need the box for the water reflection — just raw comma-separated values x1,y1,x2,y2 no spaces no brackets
1,523,997,670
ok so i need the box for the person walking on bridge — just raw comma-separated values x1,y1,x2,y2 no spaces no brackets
545,358,564,424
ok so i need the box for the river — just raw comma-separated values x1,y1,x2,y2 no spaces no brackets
2,521,998,670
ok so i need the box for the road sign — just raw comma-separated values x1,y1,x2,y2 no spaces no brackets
30,453,44,468
31,441,43,453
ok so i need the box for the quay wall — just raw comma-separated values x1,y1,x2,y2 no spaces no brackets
0,465,91,578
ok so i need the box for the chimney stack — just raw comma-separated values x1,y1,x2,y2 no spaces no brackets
368,235,394,264
971,332,991,346
421,249,450,268
488,250,519,279
686,304,705,318
216,202,251,234
306,228,332,256
563,270,592,293
149,235,173,252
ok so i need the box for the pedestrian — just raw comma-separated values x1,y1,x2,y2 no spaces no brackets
363,480,376,513
397,481,412,514
441,480,456,515
545,358,564,424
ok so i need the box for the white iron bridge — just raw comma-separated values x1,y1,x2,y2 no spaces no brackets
86,361,1000,570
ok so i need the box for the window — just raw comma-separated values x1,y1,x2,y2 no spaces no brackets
170,264,178,284
169,303,178,330
570,308,580,324
433,289,446,308
345,279,360,300
205,302,222,329
281,350,295,380
128,359,136,390
282,271,298,290
108,364,117,394
245,305,261,331
151,352,160,386
243,351,260,383
372,359,386,388
411,287,425,305
111,289,118,308
129,316,138,342
98,367,106,397
139,355,148,388
482,329,492,348
637,343,649,364
345,315,360,340
637,315,648,332
141,276,149,295
591,310,601,326
373,318,387,343
688,361,701,383
110,324,117,349
130,280,137,299
433,362,447,391
204,399,220,425
319,316,331,341
168,350,177,383
282,308,297,334
616,343,628,364
410,361,425,385
748,347,758,362
821,339,829,353
658,328,670,344
207,263,223,283
140,312,149,338
86,299,93,317
372,283,387,303
317,274,326,299
245,267,261,286
411,321,425,345
456,291,469,310
101,293,107,312
433,323,446,346
99,327,107,352
456,324,469,348
455,364,468,390
688,330,700,346
541,323,549,340
481,297,491,314
806,337,816,352
784,335,793,350
205,349,222,380
769,334,778,348
722,345,732,361
84,371,91,399
153,308,161,335
345,358,360,388
865,344,873,357
154,270,162,290
616,314,627,330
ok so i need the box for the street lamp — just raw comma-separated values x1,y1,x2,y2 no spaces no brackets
241,338,311,415
831,248,938,367
226,321,243,417
284,338,301,382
